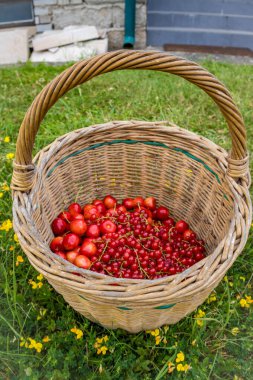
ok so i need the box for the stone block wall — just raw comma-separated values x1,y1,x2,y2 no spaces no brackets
33,0,147,49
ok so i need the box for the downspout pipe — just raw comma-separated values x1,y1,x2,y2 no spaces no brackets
123,0,136,48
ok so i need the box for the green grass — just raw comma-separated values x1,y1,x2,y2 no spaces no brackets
0,60,253,380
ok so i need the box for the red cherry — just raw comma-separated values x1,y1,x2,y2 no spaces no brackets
74,255,91,269
58,211,72,223
103,195,117,209
62,233,80,250
51,218,67,236
164,217,175,228
122,198,135,210
80,241,97,257
86,224,100,238
83,205,100,220
175,220,189,234
133,197,145,207
183,229,195,241
55,251,67,259
143,197,156,211
68,203,82,216
93,199,103,206
100,220,117,235
117,205,127,214
70,220,87,236
71,213,85,221
66,250,79,263
50,236,64,252
95,202,106,215
156,206,169,221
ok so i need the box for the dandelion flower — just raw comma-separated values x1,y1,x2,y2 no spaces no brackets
6,153,14,160
4,136,10,143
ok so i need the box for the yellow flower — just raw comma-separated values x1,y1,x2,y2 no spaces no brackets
42,336,50,343
163,325,169,333
239,296,253,308
231,327,240,336
16,255,24,266
0,193,3,198
224,275,228,282
14,233,19,243
29,280,38,289
6,153,14,160
97,346,108,355
155,335,161,345
2,183,10,191
167,361,175,373
37,273,43,281
176,351,185,363
37,282,43,288
177,363,190,372
191,339,197,346
239,276,245,282
0,219,13,232
103,335,109,342
207,293,217,303
245,296,253,304
150,328,160,337
4,136,10,143
195,309,206,326
35,342,43,353
70,327,83,339
20,337,26,347
9,245,15,251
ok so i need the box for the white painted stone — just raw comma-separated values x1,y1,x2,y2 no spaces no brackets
30,38,108,62
0,29,29,64
36,24,53,32
39,15,52,23
70,0,83,4
53,5,113,29
34,6,50,16
33,25,99,51
33,0,57,5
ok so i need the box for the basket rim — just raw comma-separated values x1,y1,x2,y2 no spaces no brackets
12,120,252,299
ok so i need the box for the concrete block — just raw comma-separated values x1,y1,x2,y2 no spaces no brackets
30,38,108,62
34,6,50,16
33,25,99,51
39,15,52,23
0,29,29,64
53,5,113,29
70,0,83,4
57,0,69,3
33,0,57,5
36,24,53,32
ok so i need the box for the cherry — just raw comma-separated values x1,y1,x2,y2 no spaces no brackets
156,206,169,221
55,251,67,259
58,211,72,223
74,255,91,269
133,197,145,207
70,220,87,236
62,233,80,250
86,224,100,238
183,229,195,241
100,220,117,235
103,195,117,209
71,213,85,221
66,250,79,263
50,236,64,252
80,241,97,257
68,203,82,216
175,220,189,234
122,198,135,210
51,218,67,236
143,196,156,211
83,205,100,220
95,202,106,215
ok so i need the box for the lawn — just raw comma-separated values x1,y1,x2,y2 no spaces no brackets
0,59,253,380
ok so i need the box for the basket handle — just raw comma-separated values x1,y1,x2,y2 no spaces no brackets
12,50,248,191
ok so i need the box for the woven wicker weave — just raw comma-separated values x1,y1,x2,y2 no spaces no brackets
12,50,251,333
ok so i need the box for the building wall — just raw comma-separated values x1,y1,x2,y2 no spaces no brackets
33,0,147,49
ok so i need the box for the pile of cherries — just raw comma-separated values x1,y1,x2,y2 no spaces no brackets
50,195,206,279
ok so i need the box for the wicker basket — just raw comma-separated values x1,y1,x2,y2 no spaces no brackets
12,50,251,333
